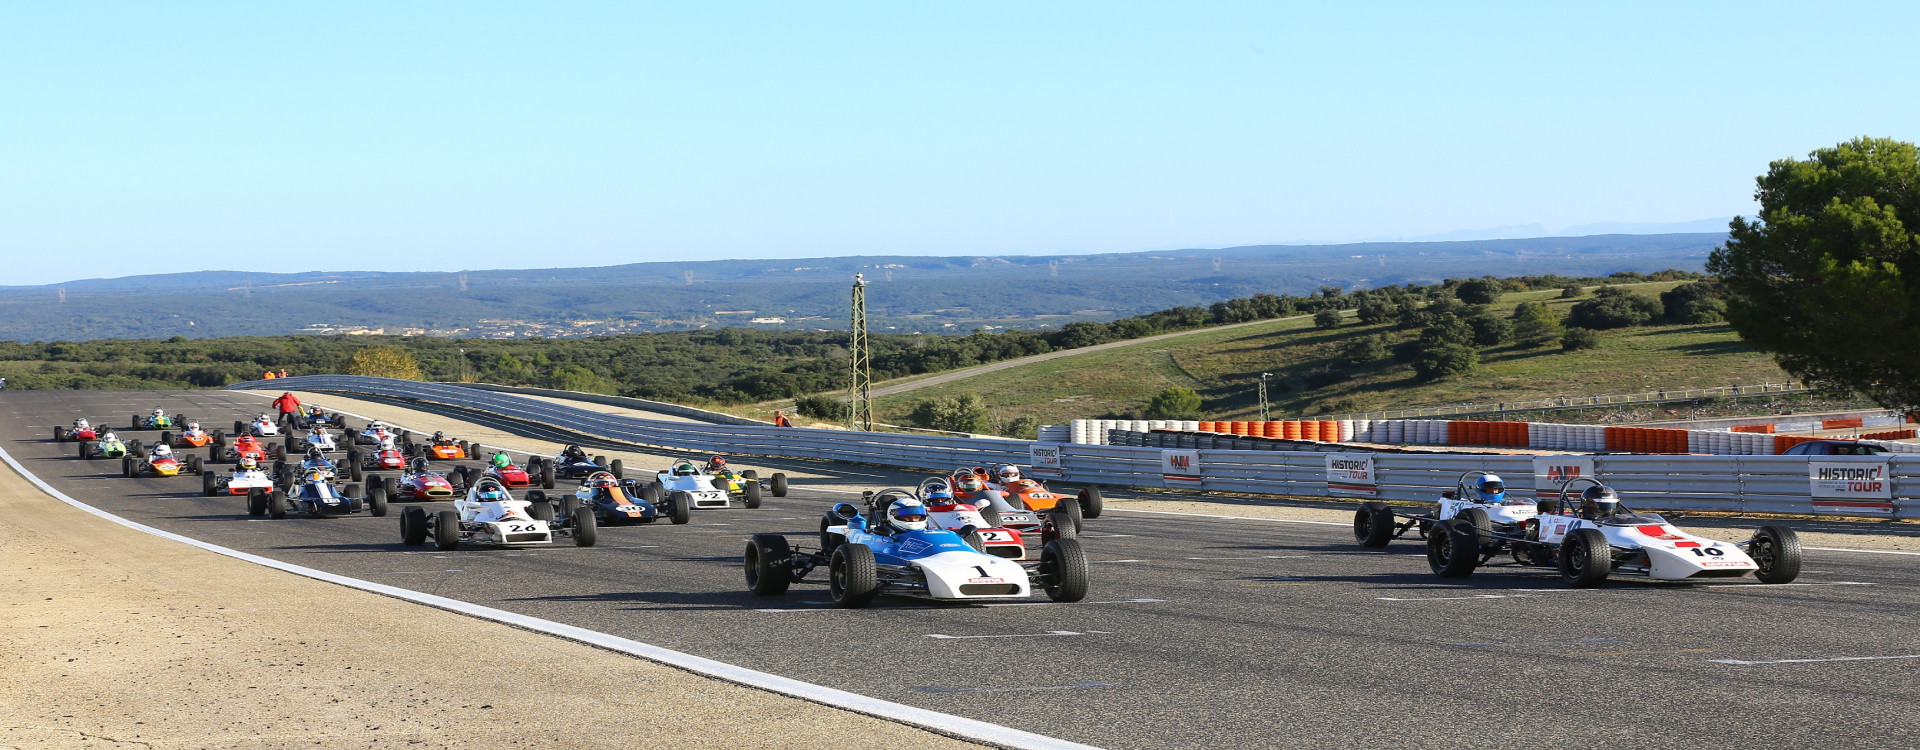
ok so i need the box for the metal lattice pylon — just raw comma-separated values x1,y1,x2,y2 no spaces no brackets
847,274,873,431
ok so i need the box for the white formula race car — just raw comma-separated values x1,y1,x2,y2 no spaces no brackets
638,458,738,511
235,414,281,438
398,477,596,551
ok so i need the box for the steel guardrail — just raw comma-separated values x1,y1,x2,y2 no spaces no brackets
232,376,1916,519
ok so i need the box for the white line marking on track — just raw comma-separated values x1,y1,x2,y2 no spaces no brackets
1108,507,1347,526
1448,637,1623,648
913,681,1117,694
978,598,1164,608
1090,559,1145,563
1805,546,1920,557
925,631,1102,640
1714,654,1920,665
0,443,1103,750
365,570,463,575
1184,555,1307,560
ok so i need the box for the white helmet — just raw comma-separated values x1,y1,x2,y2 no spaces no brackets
885,498,929,533
151,444,172,457
152,408,165,417
369,420,385,430
996,464,1022,483
186,421,199,431
378,436,396,450
102,431,118,442
75,418,90,429
258,413,271,422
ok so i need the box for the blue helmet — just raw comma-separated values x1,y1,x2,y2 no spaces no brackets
1475,474,1506,502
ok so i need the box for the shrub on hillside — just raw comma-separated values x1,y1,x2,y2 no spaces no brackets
793,394,848,421
1660,280,1727,324
1567,286,1663,329
344,346,422,380
1413,343,1478,381
1339,335,1388,366
1465,310,1511,346
1146,387,1204,419
1511,302,1564,348
1001,416,1041,440
1301,366,1351,389
1454,277,1502,305
1559,284,1584,299
1313,309,1343,329
1562,327,1601,351
908,394,992,433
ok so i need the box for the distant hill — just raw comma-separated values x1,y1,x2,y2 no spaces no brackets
0,233,1724,341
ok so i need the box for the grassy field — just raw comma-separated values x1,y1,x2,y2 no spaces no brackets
870,282,1794,425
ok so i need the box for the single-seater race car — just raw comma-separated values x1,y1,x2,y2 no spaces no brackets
378,457,463,502
343,438,410,481
639,458,741,511
232,413,281,438
399,477,596,551
478,452,535,489
912,478,1075,560
203,457,277,497
290,405,350,431
744,494,1089,607
286,425,342,454
1367,474,1804,587
1353,471,1534,548
123,443,200,478
208,434,284,465
701,456,789,501
412,431,479,461
79,431,132,460
982,464,1103,521
250,467,385,519
130,408,184,431
159,422,219,450
344,421,409,449
53,418,103,443
549,470,689,526
541,445,623,484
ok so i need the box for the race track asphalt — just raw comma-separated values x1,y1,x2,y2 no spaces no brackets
10,390,1920,749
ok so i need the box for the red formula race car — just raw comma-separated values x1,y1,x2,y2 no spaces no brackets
377,458,463,502
53,419,103,443
344,443,410,482
209,434,283,465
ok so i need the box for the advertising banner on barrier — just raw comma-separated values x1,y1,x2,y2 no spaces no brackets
1531,456,1598,498
1161,449,1202,486
1809,460,1894,513
1029,443,1062,478
1325,454,1377,497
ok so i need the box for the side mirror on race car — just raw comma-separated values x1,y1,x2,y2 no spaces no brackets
832,503,862,520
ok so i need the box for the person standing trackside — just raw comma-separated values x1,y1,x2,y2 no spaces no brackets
263,370,277,380
772,410,793,428
272,392,302,425
279,368,289,378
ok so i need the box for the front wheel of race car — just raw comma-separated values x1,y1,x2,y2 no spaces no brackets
667,491,692,524
744,481,763,509
433,511,460,551
744,534,793,595
1041,538,1090,603
642,481,663,504
1354,502,1397,548
819,515,843,556
1078,487,1104,519
609,459,623,479
247,488,266,517
770,473,789,497
267,490,287,520
572,512,597,547
367,481,388,517
1052,496,1084,534
203,471,218,497
348,452,364,483
829,544,879,608
1426,519,1480,578
400,507,428,545
539,459,555,490
1558,528,1611,587
1749,525,1803,584
527,496,554,522
962,529,987,553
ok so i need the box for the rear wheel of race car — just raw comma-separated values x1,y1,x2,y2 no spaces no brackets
1041,538,1090,603
79,442,93,460
828,545,880,608
1455,507,1492,550
741,469,758,480
1559,528,1611,587
558,495,578,521
127,440,144,458
527,497,554,522
962,529,987,553
348,452,364,482
343,428,359,445
643,481,663,503
609,459,623,479
247,488,266,517
744,534,793,595
187,455,202,475
593,455,607,467
267,490,287,520
1354,502,1397,548
1078,487,1104,519
571,511,598,547
121,456,133,478
433,510,460,550
1426,519,1480,578
367,481,388,517
401,507,428,545
979,506,1005,528
667,491,692,524
160,430,173,446
381,475,398,502
1749,525,1803,584
203,471,218,497
54,426,68,442
539,459,554,489
1052,497,1083,534
744,481,763,509
818,515,843,556
770,473,789,497
232,420,244,435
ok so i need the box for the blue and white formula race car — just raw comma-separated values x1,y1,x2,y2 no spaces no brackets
743,490,1090,608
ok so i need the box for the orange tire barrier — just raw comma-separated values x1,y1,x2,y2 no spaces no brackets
1229,421,1248,436
1284,421,1302,440
1863,429,1916,440
1823,417,1865,430
1731,424,1775,434
1301,421,1322,442
1319,420,1338,442
1445,421,1462,445
1198,421,1216,433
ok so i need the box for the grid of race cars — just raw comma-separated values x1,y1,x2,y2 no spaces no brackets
54,404,1805,609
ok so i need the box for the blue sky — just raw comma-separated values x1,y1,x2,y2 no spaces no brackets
2,2,1914,285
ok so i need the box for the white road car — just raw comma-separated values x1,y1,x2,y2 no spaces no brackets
641,459,737,511
399,477,596,550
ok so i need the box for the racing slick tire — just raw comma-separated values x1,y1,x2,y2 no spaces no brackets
1041,538,1090,603
203,471,219,497
79,442,94,460
127,439,144,458
1045,515,1078,542
267,490,287,520
381,475,399,502
744,534,793,595
558,495,578,522
160,430,173,447
1427,519,1480,578
54,426,68,442
642,481,663,504
1749,525,1803,584
232,420,244,435
400,507,428,545
1078,487,1104,519
1052,496,1084,534
246,488,267,517
348,452,364,483
538,459,555,490
1454,507,1492,551
186,455,203,475
819,515,843,556
343,428,359,445
770,473,789,497
527,495,554,522
979,506,1005,529
433,510,460,551
121,456,134,478
1558,528,1612,587
667,491,692,525
367,481,388,517
609,459,623,479
828,544,880,608
744,481,763,509
572,512,598,547
962,529,987,553
741,469,758,480
1354,502,1397,548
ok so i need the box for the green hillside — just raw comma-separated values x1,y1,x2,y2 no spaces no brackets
870,282,1793,425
